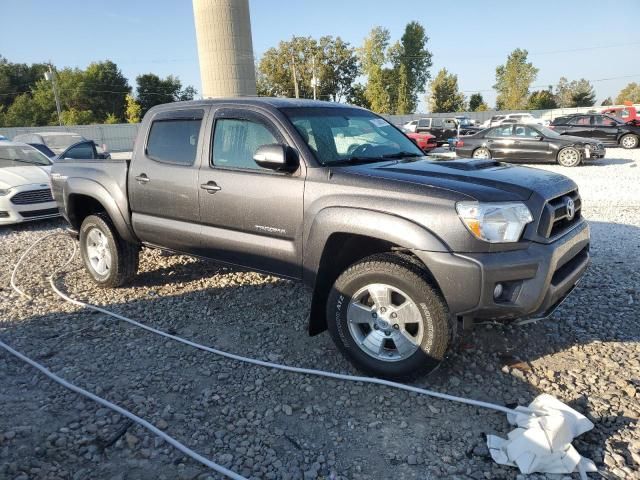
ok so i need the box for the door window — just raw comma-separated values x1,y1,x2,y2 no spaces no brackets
212,118,279,171
417,119,429,127
487,125,513,137
513,126,541,138
593,116,618,126
147,116,203,165
443,119,456,128
62,142,95,159
569,116,590,126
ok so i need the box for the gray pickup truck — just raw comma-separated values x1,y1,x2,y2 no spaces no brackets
50,98,590,378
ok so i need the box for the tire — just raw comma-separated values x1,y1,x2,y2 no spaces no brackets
472,147,491,159
326,253,450,379
79,214,139,287
620,134,639,149
557,147,582,167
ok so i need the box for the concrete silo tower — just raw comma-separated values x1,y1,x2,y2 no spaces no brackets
192,0,257,98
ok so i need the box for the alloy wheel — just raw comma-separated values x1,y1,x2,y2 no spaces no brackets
85,227,112,276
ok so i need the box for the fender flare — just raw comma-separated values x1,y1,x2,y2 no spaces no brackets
63,178,138,243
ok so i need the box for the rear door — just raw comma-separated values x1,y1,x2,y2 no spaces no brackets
484,125,515,159
562,115,592,139
128,108,207,253
197,107,305,279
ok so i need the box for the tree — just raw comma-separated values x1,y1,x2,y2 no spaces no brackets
104,113,119,124
392,21,432,113
555,77,596,107
494,49,538,110
60,108,94,125
601,97,613,106
359,27,392,113
616,82,640,104
0,56,49,110
430,68,466,113
346,83,370,109
136,74,195,116
527,90,558,110
257,36,360,102
125,94,141,123
469,93,488,112
83,60,130,122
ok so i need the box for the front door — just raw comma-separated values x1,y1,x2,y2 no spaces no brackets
128,108,207,253
197,108,305,279
511,125,550,161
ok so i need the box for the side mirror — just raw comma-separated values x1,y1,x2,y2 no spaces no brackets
535,135,544,141
253,144,299,172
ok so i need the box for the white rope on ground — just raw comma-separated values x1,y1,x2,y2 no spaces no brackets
6,232,598,479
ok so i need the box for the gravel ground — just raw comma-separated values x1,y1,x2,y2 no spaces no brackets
1,148,639,480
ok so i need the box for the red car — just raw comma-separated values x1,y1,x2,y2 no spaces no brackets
401,128,437,152
601,104,640,125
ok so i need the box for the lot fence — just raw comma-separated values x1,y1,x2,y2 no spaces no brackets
0,104,629,152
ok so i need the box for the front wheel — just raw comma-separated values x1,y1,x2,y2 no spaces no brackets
79,214,139,287
326,253,450,379
620,134,639,149
472,147,491,159
557,147,582,167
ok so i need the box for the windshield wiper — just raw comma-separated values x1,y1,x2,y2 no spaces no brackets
334,156,391,165
381,151,423,159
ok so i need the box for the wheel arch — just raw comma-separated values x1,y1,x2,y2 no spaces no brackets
304,208,449,336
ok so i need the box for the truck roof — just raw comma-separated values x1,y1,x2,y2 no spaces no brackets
147,97,364,114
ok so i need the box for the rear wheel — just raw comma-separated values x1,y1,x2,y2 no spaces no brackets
472,147,491,159
557,147,581,167
326,253,450,379
620,134,639,149
79,214,139,287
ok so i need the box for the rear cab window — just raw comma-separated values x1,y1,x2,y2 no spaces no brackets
146,109,204,165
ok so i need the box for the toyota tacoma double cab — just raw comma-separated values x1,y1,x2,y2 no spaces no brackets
50,98,590,379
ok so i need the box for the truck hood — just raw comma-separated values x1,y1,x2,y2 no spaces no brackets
0,165,51,189
341,158,576,202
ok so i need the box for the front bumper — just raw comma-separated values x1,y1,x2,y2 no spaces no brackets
0,185,60,226
412,220,590,321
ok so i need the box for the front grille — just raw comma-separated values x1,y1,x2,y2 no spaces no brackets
538,190,582,239
19,207,59,218
10,188,53,205
551,246,589,286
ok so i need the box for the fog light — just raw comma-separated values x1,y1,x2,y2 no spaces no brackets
493,283,504,300
0,211,9,218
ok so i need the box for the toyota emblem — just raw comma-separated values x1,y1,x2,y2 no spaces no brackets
565,197,575,220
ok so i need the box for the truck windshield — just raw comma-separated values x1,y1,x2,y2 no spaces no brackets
282,107,424,165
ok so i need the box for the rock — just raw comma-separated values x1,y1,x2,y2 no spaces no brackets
282,405,293,416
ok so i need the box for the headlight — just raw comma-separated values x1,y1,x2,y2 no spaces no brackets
456,201,533,243
0,188,12,196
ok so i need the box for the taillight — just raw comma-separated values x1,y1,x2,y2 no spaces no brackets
548,125,555,129
456,140,464,147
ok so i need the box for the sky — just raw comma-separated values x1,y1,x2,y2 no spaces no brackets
1,0,639,111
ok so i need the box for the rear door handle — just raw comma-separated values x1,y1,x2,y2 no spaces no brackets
135,174,150,184
200,181,221,193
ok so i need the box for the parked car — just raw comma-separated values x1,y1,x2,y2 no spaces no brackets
415,117,479,145
402,119,419,132
0,141,59,225
549,113,640,149
12,131,111,159
51,98,590,379
401,127,437,152
456,123,604,167
601,105,640,125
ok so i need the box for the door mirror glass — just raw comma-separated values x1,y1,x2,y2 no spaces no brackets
253,144,299,172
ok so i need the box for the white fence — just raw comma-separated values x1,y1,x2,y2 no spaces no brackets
0,123,140,152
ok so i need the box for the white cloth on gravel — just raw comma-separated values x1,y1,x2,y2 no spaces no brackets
487,394,597,475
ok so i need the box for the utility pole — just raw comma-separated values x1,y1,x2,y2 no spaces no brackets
44,65,63,126
312,56,317,100
291,54,300,99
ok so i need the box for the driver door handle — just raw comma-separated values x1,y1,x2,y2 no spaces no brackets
200,181,222,193
135,174,150,184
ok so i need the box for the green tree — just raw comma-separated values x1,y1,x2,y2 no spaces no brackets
359,27,392,113
570,79,595,107
393,21,432,113
2,93,44,126
60,108,95,125
125,94,141,123
430,68,466,113
136,74,195,116
395,64,410,114
527,90,558,110
494,49,538,110
346,83,370,109
104,113,119,124
0,55,49,110
469,93,486,112
601,97,613,106
258,36,359,102
615,82,640,104
83,60,130,122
